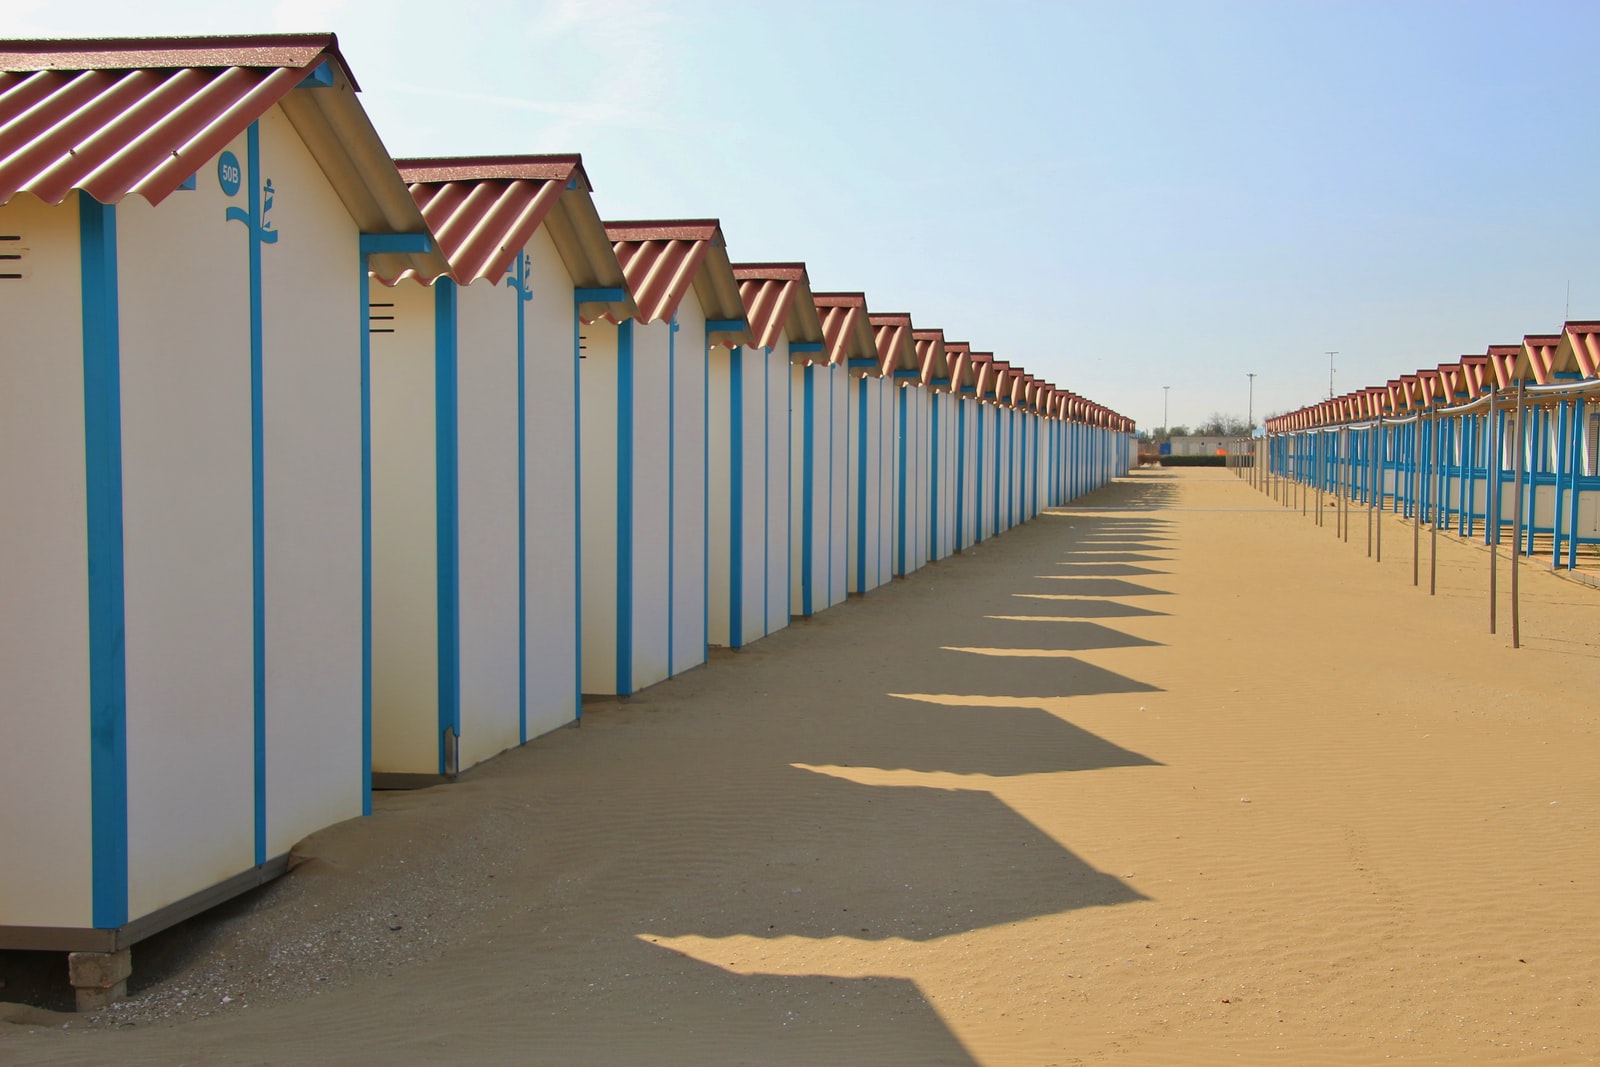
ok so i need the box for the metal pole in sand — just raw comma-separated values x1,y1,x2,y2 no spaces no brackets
1510,381,1526,649
1430,406,1440,595
1367,421,1375,556
1376,417,1384,563
1343,427,1351,543
1412,415,1421,587
1488,389,1498,634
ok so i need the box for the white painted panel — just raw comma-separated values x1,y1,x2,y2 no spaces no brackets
827,365,848,607
876,377,892,585
765,339,790,635
739,346,766,642
521,231,579,737
0,196,94,928
706,344,733,647
670,296,707,675
790,361,830,616
118,160,255,918
257,107,364,855
632,319,672,690
580,319,619,693
456,278,521,769
371,281,439,775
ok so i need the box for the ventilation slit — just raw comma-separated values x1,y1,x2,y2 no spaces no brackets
369,301,395,335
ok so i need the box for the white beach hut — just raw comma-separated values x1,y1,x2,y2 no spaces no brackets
0,33,445,1004
368,156,629,782
943,341,980,551
587,220,748,688
719,263,824,644
870,312,929,578
797,293,876,614
914,328,959,562
831,296,894,594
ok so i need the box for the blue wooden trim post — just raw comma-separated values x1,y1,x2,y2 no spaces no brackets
80,192,129,929
729,346,744,646
433,279,461,772
615,320,635,694
802,366,815,614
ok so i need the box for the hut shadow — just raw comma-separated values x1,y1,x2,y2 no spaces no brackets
1047,562,1168,576
489,935,982,1067
969,617,1163,650
1004,596,1168,618
1031,577,1170,597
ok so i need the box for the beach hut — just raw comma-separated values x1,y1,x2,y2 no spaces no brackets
714,263,824,644
797,293,876,614
943,341,980,550
834,299,895,593
871,312,929,578
914,329,959,561
968,352,1006,542
585,220,747,689
367,156,629,783
0,33,445,1004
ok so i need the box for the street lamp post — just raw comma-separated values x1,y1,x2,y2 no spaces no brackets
1325,351,1337,400
1247,372,1256,429
1162,385,1170,436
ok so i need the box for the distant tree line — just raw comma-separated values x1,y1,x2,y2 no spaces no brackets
1138,413,1253,443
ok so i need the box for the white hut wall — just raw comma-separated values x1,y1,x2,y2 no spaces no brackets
847,374,885,592
763,339,793,636
520,229,581,736
705,342,734,646
629,317,673,691
255,108,364,855
371,280,441,774
454,277,521,767
827,364,849,604
735,344,768,643
669,295,709,676
929,391,959,560
875,375,894,583
790,361,831,615
0,195,97,928
579,319,621,692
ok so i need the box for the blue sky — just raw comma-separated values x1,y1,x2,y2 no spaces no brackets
7,0,1599,430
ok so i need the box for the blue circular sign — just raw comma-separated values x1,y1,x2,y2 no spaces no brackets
217,151,242,197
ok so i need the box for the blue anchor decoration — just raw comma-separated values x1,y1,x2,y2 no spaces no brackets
505,250,533,302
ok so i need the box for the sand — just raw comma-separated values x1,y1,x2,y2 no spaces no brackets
2,467,1597,1065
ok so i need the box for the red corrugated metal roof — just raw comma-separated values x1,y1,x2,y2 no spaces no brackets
606,219,745,336
1557,322,1600,379
912,328,947,385
732,263,823,351
1517,333,1561,384
944,341,973,389
398,166,567,285
813,292,877,367
868,312,916,378
0,33,345,207
1486,344,1521,388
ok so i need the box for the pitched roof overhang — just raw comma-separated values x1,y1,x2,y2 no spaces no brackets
1486,344,1521,389
945,341,974,392
0,32,445,278
869,312,918,379
812,292,878,370
913,328,947,386
731,262,824,353
605,219,747,342
392,155,628,318
1554,321,1600,379
1514,333,1562,385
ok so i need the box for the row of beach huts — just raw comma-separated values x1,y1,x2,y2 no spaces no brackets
0,33,1134,1002
1246,333,1600,576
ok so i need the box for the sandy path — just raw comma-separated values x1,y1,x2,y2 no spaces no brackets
3,468,1597,1065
